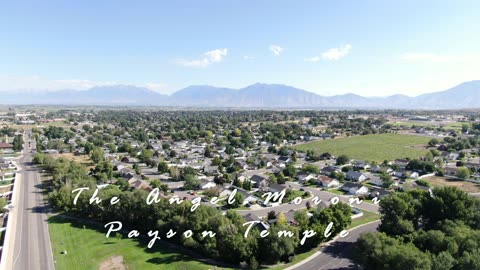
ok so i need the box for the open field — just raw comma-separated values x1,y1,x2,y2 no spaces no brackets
48,215,228,270
293,133,430,162
389,121,466,131
424,176,480,193
390,121,438,128
51,153,95,169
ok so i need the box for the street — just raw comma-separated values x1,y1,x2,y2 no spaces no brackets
288,221,380,270
1,130,55,270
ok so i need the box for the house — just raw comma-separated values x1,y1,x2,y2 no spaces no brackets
437,144,449,151
353,161,370,170
369,189,392,199
0,142,13,151
319,152,333,160
121,156,139,164
341,182,369,195
346,171,368,182
278,156,291,164
394,170,419,179
127,177,152,191
444,165,459,176
442,152,460,161
279,209,298,225
322,166,340,175
393,159,410,168
203,166,219,175
244,213,270,231
268,184,287,193
369,176,384,186
316,200,329,210
318,175,340,188
296,172,315,183
370,165,393,174
250,175,268,189
465,158,480,170
200,180,216,190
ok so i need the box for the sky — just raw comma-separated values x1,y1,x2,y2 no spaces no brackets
0,0,479,96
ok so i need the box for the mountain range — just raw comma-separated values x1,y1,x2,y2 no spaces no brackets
1,81,479,109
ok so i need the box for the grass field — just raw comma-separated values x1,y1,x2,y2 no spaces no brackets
390,121,437,128
424,176,480,193
348,210,380,229
293,133,430,162
48,215,229,270
51,153,95,170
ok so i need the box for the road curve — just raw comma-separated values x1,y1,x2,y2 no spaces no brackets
287,221,380,270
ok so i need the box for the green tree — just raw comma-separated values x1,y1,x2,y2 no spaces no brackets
91,147,104,163
157,161,169,174
183,174,200,190
226,192,245,209
380,173,394,189
457,167,470,179
336,155,350,165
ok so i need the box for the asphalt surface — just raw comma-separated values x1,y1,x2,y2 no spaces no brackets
7,131,55,270
289,221,380,270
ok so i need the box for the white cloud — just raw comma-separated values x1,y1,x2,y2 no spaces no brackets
269,45,284,56
305,44,352,62
321,44,352,60
176,48,228,68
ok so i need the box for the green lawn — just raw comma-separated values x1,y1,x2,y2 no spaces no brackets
348,210,380,229
293,133,430,162
48,215,230,270
326,188,348,196
443,122,467,131
0,180,14,186
390,121,437,128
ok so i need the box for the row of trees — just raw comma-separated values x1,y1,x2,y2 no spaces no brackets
354,187,480,270
36,154,353,268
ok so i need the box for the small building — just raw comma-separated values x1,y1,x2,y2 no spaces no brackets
346,171,368,182
341,182,369,195
318,175,340,188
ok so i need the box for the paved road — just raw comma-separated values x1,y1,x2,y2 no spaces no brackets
3,130,55,270
288,221,380,270
237,182,379,217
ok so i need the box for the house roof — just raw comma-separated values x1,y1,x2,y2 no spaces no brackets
244,213,261,222
250,175,267,182
0,142,13,148
346,171,366,179
342,182,364,190
318,175,334,183
269,183,287,192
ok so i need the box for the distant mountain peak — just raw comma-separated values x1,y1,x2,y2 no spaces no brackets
0,81,479,108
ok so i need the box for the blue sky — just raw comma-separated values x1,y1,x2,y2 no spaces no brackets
0,0,479,96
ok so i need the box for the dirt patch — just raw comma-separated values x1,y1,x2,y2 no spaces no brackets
424,176,480,193
98,255,127,270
